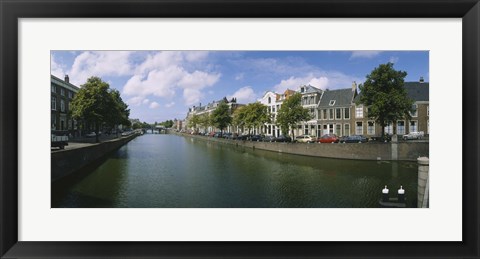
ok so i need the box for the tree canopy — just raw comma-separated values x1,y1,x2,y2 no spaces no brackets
242,102,271,134
357,62,414,136
70,76,130,142
187,114,200,132
275,93,311,139
210,102,232,134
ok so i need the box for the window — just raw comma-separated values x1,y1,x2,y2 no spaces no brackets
301,87,305,93
68,91,73,98
397,121,405,135
367,121,375,135
335,124,342,136
272,106,275,113
60,100,65,112
310,108,315,117
60,88,65,96
329,100,335,106
355,105,363,118
411,104,418,117
51,97,56,110
329,109,334,120
51,115,56,129
322,109,327,120
268,97,271,104
344,124,350,136
384,122,393,135
344,108,350,119
355,122,363,135
409,121,418,132
51,85,56,93
335,108,341,120
427,106,429,116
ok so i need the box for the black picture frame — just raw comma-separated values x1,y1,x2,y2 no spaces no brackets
1,0,479,258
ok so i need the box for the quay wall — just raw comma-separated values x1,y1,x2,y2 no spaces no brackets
176,133,428,161
51,134,137,182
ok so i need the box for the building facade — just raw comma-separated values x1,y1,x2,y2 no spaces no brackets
51,75,80,135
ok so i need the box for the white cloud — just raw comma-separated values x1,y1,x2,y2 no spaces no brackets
227,86,258,104
149,102,160,109
350,51,382,59
235,73,244,80
68,51,134,85
142,99,150,105
50,54,65,79
127,96,145,106
123,51,220,107
273,72,362,93
165,102,175,108
389,56,399,63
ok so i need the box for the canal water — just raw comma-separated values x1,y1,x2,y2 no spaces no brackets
52,134,418,208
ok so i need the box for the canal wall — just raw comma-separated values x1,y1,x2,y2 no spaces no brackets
176,133,428,161
51,134,138,182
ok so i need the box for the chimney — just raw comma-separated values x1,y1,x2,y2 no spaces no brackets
419,77,424,83
65,75,70,83
352,81,357,92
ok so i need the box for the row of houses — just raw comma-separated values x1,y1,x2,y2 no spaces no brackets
185,78,429,138
51,75,80,135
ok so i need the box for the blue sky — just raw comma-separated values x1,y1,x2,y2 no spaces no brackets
51,51,429,123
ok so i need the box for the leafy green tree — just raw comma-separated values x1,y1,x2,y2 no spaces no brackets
70,76,118,143
210,102,232,135
107,89,130,137
276,93,311,139
198,113,211,133
187,114,200,132
357,62,414,137
243,103,271,134
232,106,247,133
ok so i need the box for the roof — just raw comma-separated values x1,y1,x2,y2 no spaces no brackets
299,84,322,94
354,81,429,103
404,82,429,101
51,74,80,92
318,88,355,108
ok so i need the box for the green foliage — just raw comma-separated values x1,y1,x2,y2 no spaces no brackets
276,93,311,139
159,120,174,128
238,103,271,134
357,62,414,136
188,114,200,131
210,102,232,134
198,114,211,131
70,76,130,142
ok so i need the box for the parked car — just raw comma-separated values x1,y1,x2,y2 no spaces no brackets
295,135,315,143
250,135,263,141
222,132,232,139
51,130,69,149
86,132,97,138
317,134,339,143
213,132,222,138
370,134,392,142
236,134,250,140
403,131,424,140
341,135,368,143
261,135,276,142
275,135,292,142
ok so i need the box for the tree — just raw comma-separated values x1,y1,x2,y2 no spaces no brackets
276,93,311,139
107,89,130,137
242,103,271,134
232,106,247,134
357,62,414,137
198,113,211,133
187,114,200,132
210,102,232,135
70,76,122,143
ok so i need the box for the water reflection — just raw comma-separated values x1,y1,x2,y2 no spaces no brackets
52,134,418,208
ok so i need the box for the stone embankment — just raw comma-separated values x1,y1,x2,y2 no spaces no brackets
51,134,138,182
174,132,428,161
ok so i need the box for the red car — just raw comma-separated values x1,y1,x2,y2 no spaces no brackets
317,134,339,143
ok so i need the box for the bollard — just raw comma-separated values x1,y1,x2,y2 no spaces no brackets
382,185,389,202
398,186,405,203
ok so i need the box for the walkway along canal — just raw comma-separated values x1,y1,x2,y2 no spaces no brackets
52,133,420,208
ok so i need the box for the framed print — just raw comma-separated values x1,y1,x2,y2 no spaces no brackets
1,0,479,258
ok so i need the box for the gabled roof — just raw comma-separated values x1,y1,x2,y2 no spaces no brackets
299,84,322,94
318,88,355,108
404,82,429,102
354,81,429,103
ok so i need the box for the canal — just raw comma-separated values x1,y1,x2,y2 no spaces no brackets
52,134,419,208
